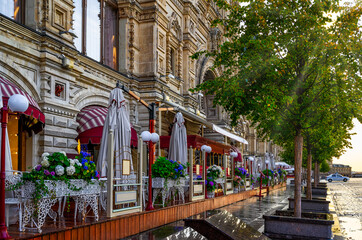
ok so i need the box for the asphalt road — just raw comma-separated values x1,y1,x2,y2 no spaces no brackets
328,178,362,240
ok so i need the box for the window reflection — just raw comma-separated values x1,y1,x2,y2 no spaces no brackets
104,3,118,69
73,0,83,51
86,0,101,61
0,0,22,23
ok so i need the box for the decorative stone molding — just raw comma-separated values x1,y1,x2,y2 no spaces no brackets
210,27,221,51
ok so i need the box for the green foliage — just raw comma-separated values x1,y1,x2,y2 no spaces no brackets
7,151,99,207
205,165,224,192
233,176,242,187
192,0,362,216
206,177,217,192
234,167,247,185
320,160,330,173
151,156,188,180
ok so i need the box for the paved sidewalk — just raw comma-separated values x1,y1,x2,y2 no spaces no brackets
125,184,350,239
219,186,293,233
328,178,362,240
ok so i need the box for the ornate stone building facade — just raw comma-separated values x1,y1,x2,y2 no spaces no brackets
0,0,281,170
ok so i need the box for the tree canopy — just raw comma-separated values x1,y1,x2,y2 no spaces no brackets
192,0,362,217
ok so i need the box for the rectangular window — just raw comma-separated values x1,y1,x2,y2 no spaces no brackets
86,0,101,61
104,2,118,69
0,0,24,23
73,0,83,51
73,0,118,69
170,48,175,74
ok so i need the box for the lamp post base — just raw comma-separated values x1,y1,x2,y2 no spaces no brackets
0,225,11,239
145,204,155,211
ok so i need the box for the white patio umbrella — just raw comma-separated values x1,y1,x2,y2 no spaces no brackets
275,162,291,169
0,86,12,172
97,87,132,178
0,86,18,225
168,112,187,165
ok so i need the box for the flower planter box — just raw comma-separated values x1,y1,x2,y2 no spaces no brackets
263,210,334,239
207,191,215,198
288,198,330,213
306,186,328,196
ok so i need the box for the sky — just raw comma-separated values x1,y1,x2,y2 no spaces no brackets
333,118,362,172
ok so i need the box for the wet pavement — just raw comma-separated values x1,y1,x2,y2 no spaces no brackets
328,178,362,240
123,186,294,239
219,186,293,233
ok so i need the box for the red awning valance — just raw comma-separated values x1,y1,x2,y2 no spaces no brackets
0,76,45,132
160,135,231,155
76,106,138,147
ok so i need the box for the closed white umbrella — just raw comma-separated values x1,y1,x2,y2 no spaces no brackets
97,88,132,178
168,112,187,165
0,85,12,172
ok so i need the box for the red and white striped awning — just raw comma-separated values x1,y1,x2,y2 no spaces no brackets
76,106,138,146
76,106,108,134
0,76,45,123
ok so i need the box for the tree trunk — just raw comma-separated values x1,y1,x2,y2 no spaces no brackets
306,149,312,200
314,161,318,188
294,131,303,218
316,162,320,185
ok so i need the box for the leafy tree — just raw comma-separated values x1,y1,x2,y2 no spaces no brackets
320,160,330,173
192,0,362,217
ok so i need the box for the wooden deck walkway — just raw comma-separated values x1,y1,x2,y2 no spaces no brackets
8,183,286,240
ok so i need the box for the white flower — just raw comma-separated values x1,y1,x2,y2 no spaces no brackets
59,151,67,156
41,153,50,158
69,159,75,166
66,166,76,176
55,165,65,176
41,158,50,167
77,163,82,167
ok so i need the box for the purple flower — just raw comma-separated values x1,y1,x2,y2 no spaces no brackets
51,171,55,176
44,170,50,175
35,165,42,171
210,181,214,186
83,166,88,170
205,180,208,185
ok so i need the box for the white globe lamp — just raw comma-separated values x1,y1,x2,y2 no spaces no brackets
201,145,208,152
206,146,212,153
8,94,29,113
141,131,151,142
150,133,160,143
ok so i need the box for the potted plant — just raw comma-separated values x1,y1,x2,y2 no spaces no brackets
7,151,100,207
152,157,188,187
233,176,242,193
234,167,247,190
205,178,216,198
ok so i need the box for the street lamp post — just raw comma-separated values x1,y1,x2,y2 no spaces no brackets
201,145,212,199
249,157,254,189
0,94,29,239
265,159,270,191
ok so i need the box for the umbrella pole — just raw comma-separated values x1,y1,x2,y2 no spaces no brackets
0,106,11,239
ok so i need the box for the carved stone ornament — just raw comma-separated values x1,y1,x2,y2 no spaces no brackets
168,12,183,41
210,27,221,51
